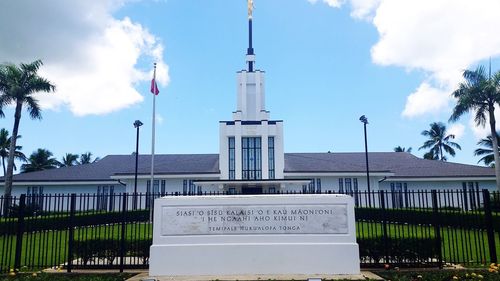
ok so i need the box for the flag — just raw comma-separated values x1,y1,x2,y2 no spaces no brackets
150,78,159,95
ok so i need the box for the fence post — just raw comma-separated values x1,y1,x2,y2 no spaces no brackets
14,195,26,272
66,194,77,272
119,193,128,273
379,190,389,265
431,190,443,268
482,189,498,264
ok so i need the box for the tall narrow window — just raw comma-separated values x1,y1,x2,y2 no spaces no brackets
153,180,159,194
183,180,188,195
338,178,344,193
189,180,196,194
316,178,322,193
345,178,352,193
268,137,275,179
161,180,166,195
145,180,158,209
242,137,262,180
308,180,315,193
228,137,235,179
353,178,359,206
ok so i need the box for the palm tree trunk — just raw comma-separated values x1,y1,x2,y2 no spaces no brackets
439,143,444,161
488,106,500,192
2,156,5,176
3,101,22,212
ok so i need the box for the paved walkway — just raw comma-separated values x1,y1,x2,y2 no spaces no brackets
126,271,384,281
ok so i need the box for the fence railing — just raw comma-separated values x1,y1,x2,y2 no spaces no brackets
0,189,498,273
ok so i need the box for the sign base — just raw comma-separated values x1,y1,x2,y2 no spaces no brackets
149,194,360,277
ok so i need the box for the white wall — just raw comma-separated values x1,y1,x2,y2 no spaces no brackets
379,179,497,192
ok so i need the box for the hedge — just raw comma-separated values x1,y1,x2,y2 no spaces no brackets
356,208,500,231
358,237,439,265
71,237,437,267
0,210,150,235
72,238,151,266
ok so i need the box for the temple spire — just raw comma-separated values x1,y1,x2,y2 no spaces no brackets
246,0,255,72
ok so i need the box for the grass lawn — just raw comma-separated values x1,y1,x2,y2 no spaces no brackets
1,221,499,272
0,224,152,272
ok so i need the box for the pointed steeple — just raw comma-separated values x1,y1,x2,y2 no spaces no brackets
246,0,255,72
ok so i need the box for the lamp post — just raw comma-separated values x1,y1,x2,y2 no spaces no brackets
133,120,143,210
359,115,371,206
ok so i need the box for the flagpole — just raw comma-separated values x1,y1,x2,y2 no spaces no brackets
151,63,157,194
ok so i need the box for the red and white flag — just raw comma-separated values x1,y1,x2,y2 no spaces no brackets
150,78,159,95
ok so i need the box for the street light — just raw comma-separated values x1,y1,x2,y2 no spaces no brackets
359,115,371,206
133,120,143,210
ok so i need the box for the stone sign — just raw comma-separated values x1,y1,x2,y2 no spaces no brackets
150,194,360,277
161,204,348,235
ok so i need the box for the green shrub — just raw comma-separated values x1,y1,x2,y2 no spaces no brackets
358,237,438,265
72,238,151,266
355,208,500,231
0,210,150,235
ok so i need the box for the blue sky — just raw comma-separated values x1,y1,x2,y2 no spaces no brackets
1,0,500,175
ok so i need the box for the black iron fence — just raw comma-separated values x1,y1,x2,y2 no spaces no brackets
0,189,499,273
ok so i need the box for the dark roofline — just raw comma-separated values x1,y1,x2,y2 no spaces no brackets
284,170,392,173
388,175,495,179
113,172,220,176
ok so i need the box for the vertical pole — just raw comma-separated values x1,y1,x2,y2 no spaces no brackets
431,190,443,268
150,63,157,193
483,189,498,263
364,123,371,207
134,124,140,210
67,194,77,272
119,193,128,272
380,190,389,264
14,195,26,272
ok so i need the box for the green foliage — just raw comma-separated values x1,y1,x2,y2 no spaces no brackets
1,60,56,198
358,237,438,265
21,149,60,173
0,210,150,235
474,133,500,167
419,122,461,161
73,239,151,266
0,128,26,174
356,207,500,231
379,270,499,281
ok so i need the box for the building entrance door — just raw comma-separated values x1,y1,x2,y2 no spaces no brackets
242,187,263,194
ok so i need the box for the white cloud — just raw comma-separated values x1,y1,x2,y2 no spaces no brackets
448,124,465,141
348,0,381,20
402,82,451,118
307,0,345,8
307,0,500,129
0,0,169,116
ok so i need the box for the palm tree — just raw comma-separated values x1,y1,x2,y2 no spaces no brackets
419,122,461,161
450,65,500,190
78,152,99,165
21,149,60,173
423,151,439,160
474,133,500,167
0,129,27,175
59,153,79,167
394,146,412,153
0,60,55,197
